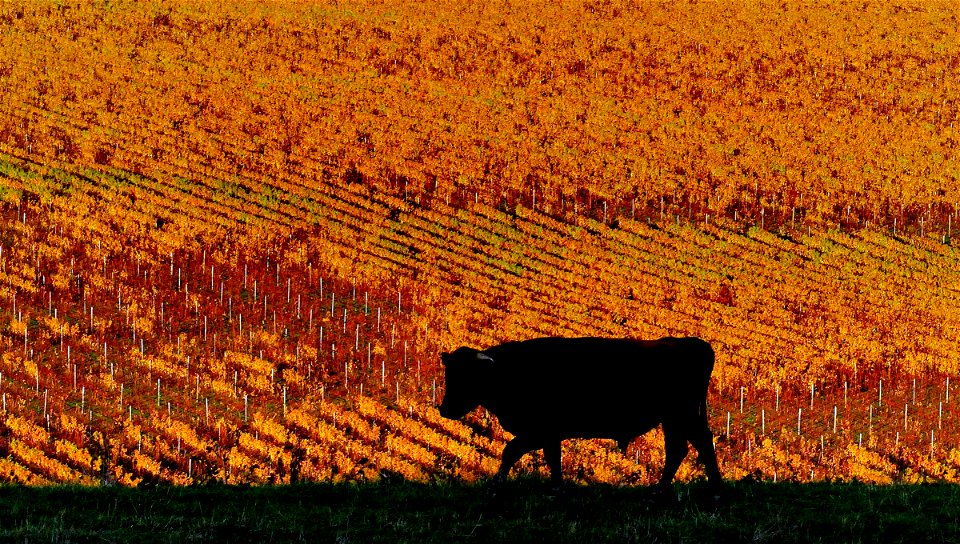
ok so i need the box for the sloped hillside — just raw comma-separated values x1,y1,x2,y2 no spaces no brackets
2,0,960,485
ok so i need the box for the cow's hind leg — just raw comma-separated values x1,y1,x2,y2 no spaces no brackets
656,425,688,492
689,416,723,489
493,436,538,484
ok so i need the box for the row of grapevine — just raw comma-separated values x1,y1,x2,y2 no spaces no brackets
3,1,960,235
4,163,960,483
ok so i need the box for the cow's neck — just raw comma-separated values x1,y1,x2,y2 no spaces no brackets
476,366,504,414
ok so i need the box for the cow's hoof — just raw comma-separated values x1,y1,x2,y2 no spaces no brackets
484,476,506,498
708,486,726,502
650,486,679,505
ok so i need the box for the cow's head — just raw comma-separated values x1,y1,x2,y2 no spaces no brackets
438,347,495,420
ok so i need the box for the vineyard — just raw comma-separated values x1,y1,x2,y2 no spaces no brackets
2,0,960,488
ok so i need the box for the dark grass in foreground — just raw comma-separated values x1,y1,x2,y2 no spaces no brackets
1,479,959,543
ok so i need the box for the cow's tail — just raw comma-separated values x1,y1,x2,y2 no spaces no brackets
691,337,715,417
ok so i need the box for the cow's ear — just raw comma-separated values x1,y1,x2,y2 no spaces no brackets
440,352,451,366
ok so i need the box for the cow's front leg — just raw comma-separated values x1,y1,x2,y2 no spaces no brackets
543,440,563,484
493,436,536,484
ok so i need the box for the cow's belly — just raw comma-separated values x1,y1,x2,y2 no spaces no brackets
497,405,662,441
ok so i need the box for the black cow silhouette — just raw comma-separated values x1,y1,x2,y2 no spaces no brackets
439,336,722,491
